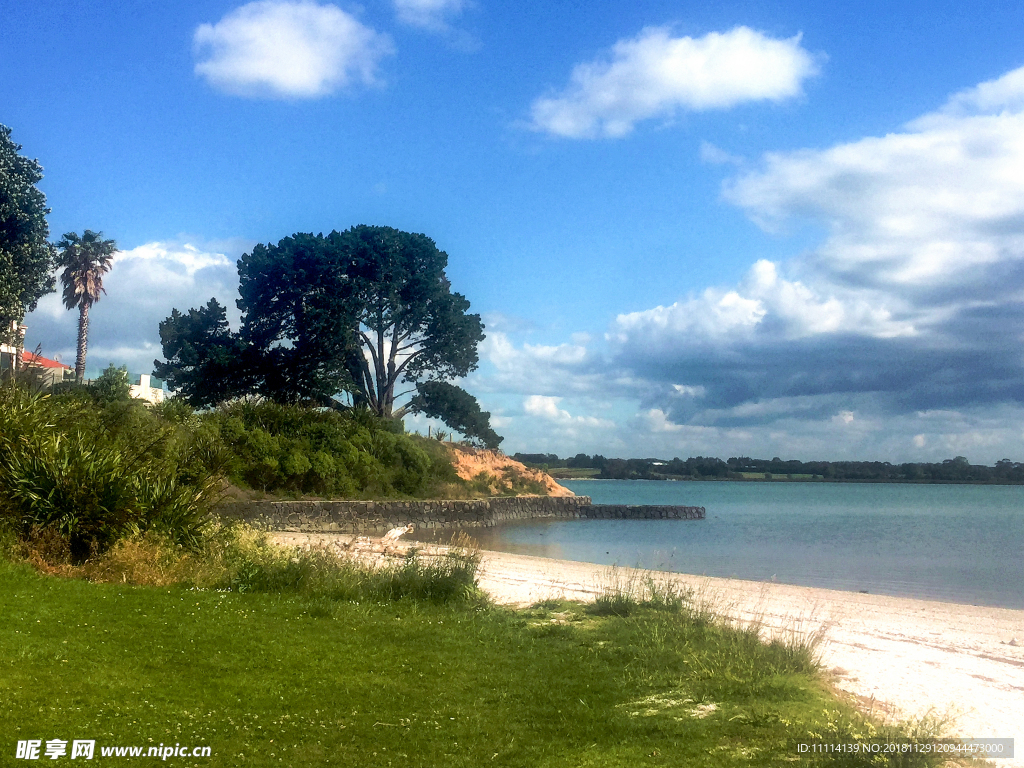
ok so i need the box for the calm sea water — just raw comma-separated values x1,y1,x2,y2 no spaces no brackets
420,481,1024,609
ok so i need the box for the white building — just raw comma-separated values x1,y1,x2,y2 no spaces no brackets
130,373,167,405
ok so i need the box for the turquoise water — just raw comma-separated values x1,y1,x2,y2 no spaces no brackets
433,481,1024,609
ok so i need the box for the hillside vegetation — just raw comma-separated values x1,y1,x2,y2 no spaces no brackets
0,383,512,561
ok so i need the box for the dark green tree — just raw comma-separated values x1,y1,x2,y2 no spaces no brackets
153,299,247,408
409,380,502,449
56,230,117,382
155,226,499,446
91,363,131,403
235,232,358,405
338,226,484,419
0,124,55,344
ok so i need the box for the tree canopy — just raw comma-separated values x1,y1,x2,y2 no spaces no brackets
154,299,247,408
236,232,358,405
409,381,502,449
155,226,500,447
0,124,55,343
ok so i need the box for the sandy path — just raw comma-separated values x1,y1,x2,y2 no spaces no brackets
273,533,1023,763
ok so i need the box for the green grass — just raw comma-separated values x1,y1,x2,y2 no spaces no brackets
0,553,954,768
738,472,820,481
548,468,602,479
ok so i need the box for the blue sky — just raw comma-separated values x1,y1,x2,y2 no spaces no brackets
5,0,1024,462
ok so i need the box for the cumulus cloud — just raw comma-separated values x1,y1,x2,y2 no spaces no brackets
476,65,1024,462
393,0,467,30
25,240,241,378
524,395,613,427
601,63,1024,451
610,259,916,353
478,331,603,395
530,26,820,138
726,65,1024,289
194,1,393,98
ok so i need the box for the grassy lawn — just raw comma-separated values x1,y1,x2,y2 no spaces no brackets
1,557,945,767
737,472,820,481
547,468,602,479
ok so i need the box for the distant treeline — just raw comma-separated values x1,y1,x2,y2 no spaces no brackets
512,453,1024,484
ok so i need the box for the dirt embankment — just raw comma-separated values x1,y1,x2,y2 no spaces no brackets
446,446,574,497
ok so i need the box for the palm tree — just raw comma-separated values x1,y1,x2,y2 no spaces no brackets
56,230,117,383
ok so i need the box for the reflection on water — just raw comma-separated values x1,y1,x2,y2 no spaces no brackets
410,481,1024,609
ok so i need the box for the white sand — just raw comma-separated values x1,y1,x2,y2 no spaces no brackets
274,532,1024,764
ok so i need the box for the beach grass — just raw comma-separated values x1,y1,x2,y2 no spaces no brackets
1,536,959,767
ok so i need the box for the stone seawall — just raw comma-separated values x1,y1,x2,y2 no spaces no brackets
216,497,704,533
586,505,705,520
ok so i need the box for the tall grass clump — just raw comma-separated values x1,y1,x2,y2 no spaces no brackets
8,518,484,607
0,383,222,561
218,526,482,605
588,568,691,617
588,567,823,695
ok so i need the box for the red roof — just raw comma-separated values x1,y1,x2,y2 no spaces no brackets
22,351,72,370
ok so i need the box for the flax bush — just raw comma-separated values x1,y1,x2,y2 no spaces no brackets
0,384,221,560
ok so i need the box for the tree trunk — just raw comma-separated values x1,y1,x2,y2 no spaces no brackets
75,303,89,383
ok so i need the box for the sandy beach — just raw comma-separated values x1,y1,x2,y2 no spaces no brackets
275,532,1024,764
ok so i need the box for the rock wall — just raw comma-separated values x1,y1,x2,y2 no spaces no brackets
215,497,704,533
586,505,705,520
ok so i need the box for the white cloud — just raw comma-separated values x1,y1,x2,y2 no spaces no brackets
524,395,569,420
643,408,687,433
530,26,820,139
726,64,1024,288
524,395,613,428
938,66,1024,117
833,410,855,425
610,258,915,351
113,242,232,278
478,331,606,396
193,1,393,98
672,384,705,397
393,0,466,30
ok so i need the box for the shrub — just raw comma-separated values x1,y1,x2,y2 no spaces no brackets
206,401,460,498
0,384,220,560
90,363,131,403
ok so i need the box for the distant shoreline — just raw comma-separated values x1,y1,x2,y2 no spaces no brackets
555,475,1024,485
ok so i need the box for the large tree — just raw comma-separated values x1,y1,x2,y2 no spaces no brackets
0,124,55,344
156,226,500,446
56,230,117,382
